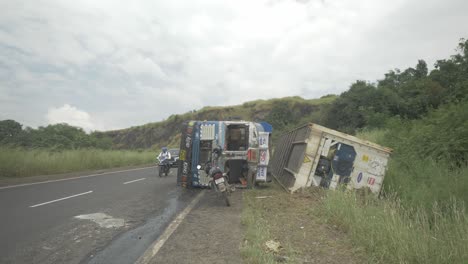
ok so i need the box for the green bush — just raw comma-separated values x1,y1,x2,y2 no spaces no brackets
320,190,468,264
355,101,468,211
318,81,468,263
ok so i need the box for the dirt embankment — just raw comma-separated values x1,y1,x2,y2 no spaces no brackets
241,183,364,263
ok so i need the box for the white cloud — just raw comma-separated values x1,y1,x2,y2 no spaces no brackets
46,104,97,132
118,53,167,79
1,0,468,130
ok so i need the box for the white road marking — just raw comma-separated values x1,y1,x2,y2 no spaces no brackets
135,190,206,264
0,166,156,190
75,213,125,228
123,178,146,185
29,191,93,208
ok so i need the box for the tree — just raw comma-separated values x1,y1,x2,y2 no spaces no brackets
323,81,378,133
415,60,428,78
430,39,468,102
0,120,22,143
265,101,296,131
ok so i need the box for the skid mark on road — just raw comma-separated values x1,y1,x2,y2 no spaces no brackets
29,191,93,208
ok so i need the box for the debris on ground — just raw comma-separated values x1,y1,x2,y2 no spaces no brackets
242,182,365,264
255,196,273,199
265,240,281,253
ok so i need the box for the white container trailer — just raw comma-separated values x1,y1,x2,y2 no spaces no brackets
270,123,392,194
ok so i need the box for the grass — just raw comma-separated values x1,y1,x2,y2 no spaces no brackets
241,184,284,264
384,158,468,210
243,120,468,263
319,189,468,264
357,127,468,211
242,180,468,264
241,182,363,264
243,156,468,264
0,147,155,177
336,127,468,263
356,128,388,144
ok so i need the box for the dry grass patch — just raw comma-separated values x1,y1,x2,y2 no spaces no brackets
241,182,364,264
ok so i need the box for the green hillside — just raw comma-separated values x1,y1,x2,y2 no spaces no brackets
100,95,337,150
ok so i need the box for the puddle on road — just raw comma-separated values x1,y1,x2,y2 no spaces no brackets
75,213,125,228
83,189,191,264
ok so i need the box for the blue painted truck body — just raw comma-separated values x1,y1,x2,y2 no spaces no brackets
177,120,272,188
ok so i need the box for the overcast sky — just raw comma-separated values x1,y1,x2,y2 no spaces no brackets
1,0,467,131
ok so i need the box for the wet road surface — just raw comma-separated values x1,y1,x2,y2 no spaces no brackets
0,167,195,264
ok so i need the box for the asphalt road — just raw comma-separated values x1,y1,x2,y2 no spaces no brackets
0,166,194,264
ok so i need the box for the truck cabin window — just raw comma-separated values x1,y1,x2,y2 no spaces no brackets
226,124,249,151
199,140,212,165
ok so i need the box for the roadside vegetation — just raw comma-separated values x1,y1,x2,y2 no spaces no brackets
317,39,468,263
319,102,468,263
320,189,468,264
0,121,114,150
0,148,154,178
241,183,363,264
0,122,154,177
243,38,468,263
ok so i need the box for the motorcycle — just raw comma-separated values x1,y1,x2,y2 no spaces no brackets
158,157,171,177
199,163,232,207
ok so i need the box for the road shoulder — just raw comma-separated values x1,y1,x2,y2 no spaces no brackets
150,189,243,264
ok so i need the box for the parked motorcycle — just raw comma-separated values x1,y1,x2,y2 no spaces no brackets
158,157,171,177
198,164,232,206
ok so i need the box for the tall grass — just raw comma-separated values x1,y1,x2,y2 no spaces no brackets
323,125,468,263
320,190,468,264
384,158,468,210
241,202,278,264
241,186,281,264
0,147,155,177
357,126,468,211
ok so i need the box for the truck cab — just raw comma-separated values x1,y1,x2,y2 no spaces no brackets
177,120,272,188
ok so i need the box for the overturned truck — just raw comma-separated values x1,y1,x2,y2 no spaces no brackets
270,123,392,194
177,120,273,188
